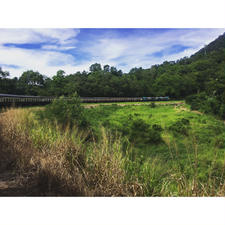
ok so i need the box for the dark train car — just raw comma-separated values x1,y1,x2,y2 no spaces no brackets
141,96,169,101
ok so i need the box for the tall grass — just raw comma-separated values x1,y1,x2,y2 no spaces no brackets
0,107,137,196
0,107,225,196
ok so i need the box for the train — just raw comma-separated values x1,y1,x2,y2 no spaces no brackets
0,94,169,106
81,96,170,103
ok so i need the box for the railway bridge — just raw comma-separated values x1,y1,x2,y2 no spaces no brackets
0,94,170,107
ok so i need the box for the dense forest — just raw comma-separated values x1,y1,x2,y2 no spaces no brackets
1,33,225,118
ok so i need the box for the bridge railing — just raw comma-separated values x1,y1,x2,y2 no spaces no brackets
0,94,170,107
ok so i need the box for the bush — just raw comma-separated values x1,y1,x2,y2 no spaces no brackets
152,124,163,132
186,92,224,119
129,119,162,144
214,133,225,148
168,118,190,136
37,93,89,128
150,102,156,108
185,93,206,110
219,104,225,119
202,97,220,115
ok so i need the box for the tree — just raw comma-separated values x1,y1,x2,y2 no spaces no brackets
129,67,143,74
17,70,44,95
56,70,66,77
89,63,102,72
50,70,67,96
0,68,18,94
103,65,110,73
19,70,44,86
0,67,9,78
110,66,121,76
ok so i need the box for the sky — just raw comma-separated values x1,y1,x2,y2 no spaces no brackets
0,28,224,78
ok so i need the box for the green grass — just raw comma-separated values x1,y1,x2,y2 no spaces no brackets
2,102,224,196
84,103,225,196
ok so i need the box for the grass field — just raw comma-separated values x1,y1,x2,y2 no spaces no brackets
0,102,225,196
85,103,225,195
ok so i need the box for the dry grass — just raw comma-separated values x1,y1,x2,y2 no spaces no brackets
0,107,139,196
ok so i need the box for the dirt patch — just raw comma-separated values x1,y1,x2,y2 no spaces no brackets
0,170,38,196
0,172,23,196
174,106,190,113
84,102,184,108
192,110,203,115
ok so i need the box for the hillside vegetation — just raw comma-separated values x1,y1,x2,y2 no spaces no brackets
1,33,225,119
0,96,225,196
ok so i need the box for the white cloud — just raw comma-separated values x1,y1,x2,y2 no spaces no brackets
0,28,224,77
0,45,79,77
0,28,80,45
0,29,81,77
41,45,76,50
80,28,225,72
32,29,80,44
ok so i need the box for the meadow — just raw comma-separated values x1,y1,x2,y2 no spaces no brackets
85,103,225,195
0,99,225,196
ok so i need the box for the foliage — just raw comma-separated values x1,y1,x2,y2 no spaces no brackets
37,93,89,128
150,102,156,108
168,118,190,136
219,104,225,119
129,118,163,144
0,67,9,78
185,93,206,110
186,92,225,118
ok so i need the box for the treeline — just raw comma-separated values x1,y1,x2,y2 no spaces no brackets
1,33,225,117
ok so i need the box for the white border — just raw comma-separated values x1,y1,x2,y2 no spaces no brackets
0,1,225,225
0,0,225,28
0,197,225,225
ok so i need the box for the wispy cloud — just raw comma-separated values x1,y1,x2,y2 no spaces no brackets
76,28,225,72
0,29,81,76
0,28,80,45
0,28,224,77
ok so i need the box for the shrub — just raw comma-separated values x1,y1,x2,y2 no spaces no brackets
214,133,225,148
219,104,225,119
37,93,89,128
129,119,162,144
202,97,220,115
186,93,224,119
128,114,133,120
169,118,190,136
185,93,206,110
150,102,156,108
152,124,163,132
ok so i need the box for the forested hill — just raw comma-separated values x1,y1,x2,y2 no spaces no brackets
0,33,225,117
191,32,225,60
184,32,225,119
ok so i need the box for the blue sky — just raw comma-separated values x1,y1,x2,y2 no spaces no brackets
0,28,224,77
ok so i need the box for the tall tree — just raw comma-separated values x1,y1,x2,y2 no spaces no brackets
89,63,102,72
